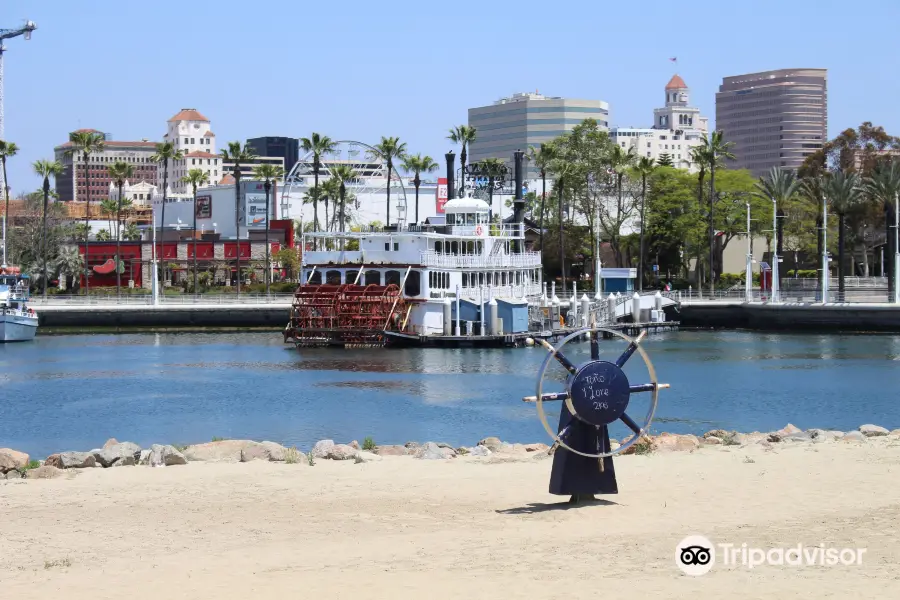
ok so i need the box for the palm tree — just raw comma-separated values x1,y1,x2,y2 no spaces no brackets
180,168,211,295
250,163,285,296
99,198,118,233
800,175,828,298
32,160,64,300
220,141,257,294
329,165,358,247
400,154,438,224
299,133,337,235
476,158,507,223
865,162,900,301
0,141,19,247
96,229,112,241
66,130,105,295
370,136,407,226
699,131,735,290
122,222,141,241
320,177,340,234
826,171,864,298
549,153,577,285
527,144,554,256
150,141,184,247
448,125,477,191
107,161,134,297
634,157,657,291
54,246,84,292
755,167,801,296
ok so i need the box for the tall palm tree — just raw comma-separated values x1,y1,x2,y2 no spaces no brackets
220,141,257,294
370,136,407,226
250,163,285,296
448,125,477,193
527,144,554,256
107,161,134,297
476,158,507,223
54,246,84,292
400,153,438,224
0,141,19,251
99,198,118,233
32,160,64,300
66,130,105,295
178,168,209,296
865,162,900,301
549,154,577,285
329,165,358,247
755,167,801,295
150,141,184,247
699,131,735,291
320,177,340,233
826,171,864,298
299,133,336,234
801,175,828,298
634,156,657,291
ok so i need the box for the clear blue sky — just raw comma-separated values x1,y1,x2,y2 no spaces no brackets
3,0,899,195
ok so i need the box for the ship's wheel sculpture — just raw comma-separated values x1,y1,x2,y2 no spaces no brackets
524,327,669,503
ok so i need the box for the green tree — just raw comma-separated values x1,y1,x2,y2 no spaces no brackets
656,153,674,167
150,141,184,249
54,246,83,291
474,158,507,222
96,229,111,241
699,131,735,290
400,153,439,224
370,136,407,226
603,144,637,266
274,247,299,282
181,168,211,295
32,160,64,299
299,133,336,234
448,125,477,192
66,130,105,295
801,122,899,179
527,143,554,256
0,140,19,247
123,222,141,241
250,163,285,295
99,198,118,233
826,171,864,297
220,141,258,293
320,177,340,234
328,165,358,239
633,157,657,290
107,161,134,296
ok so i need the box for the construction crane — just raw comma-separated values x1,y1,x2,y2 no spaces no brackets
1,20,36,140
0,20,36,192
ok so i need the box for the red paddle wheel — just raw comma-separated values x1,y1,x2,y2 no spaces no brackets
283,283,409,347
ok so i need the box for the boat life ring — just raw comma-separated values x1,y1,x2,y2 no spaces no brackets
475,225,483,235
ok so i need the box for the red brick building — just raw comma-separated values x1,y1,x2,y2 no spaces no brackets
53,129,159,202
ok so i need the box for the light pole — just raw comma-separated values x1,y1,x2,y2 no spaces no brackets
745,201,752,303
771,197,779,303
894,192,899,304
821,193,829,304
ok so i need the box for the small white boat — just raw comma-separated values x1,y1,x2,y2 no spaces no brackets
1,267,38,342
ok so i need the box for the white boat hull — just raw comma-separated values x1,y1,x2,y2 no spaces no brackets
0,314,38,342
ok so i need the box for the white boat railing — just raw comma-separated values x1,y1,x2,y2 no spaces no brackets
457,283,542,300
420,250,542,269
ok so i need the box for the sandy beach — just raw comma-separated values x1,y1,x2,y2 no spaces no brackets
2,439,900,599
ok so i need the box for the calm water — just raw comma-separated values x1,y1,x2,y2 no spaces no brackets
2,331,900,458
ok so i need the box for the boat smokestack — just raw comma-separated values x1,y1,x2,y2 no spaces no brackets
445,152,456,200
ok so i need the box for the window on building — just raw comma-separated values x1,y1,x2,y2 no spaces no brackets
184,138,189,144
190,138,195,144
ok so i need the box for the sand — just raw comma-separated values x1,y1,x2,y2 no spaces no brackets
2,440,900,599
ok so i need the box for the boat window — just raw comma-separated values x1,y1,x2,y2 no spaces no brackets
466,213,475,225
443,272,449,288
325,270,342,285
385,270,401,287
435,241,443,253
450,241,458,255
479,272,485,285
307,271,322,285
462,273,468,287
446,213,455,225
365,270,381,285
502,272,507,286
404,270,421,296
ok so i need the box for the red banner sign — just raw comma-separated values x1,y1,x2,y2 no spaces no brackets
436,177,448,214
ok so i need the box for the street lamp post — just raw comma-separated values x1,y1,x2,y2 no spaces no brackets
745,202,752,303
771,197,779,303
894,192,900,304
821,193,829,304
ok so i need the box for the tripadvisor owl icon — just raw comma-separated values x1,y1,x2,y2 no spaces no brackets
676,535,715,576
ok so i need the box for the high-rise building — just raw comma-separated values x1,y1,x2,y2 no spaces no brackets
716,68,827,176
609,74,709,171
467,92,610,176
54,129,158,202
161,108,222,195
247,136,299,175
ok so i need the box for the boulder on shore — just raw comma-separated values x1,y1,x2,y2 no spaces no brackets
841,430,867,443
373,445,409,456
808,429,843,442
94,442,141,468
241,441,288,462
102,438,119,449
145,444,187,467
354,451,382,464
326,444,357,460
183,440,252,463
653,433,700,452
24,465,64,479
5,469,23,479
0,448,29,473
311,440,335,459
859,424,889,437
477,437,503,452
44,451,96,469
415,442,456,460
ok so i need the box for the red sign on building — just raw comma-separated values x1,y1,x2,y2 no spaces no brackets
436,177,448,214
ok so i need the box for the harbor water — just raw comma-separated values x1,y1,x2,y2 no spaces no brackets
2,331,900,458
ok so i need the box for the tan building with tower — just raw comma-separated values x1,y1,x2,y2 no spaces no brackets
715,68,827,176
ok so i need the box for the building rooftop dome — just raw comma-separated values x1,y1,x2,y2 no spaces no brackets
442,196,490,212
665,74,688,90
168,108,210,122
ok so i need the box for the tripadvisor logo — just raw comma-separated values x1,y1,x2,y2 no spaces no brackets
676,535,866,576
